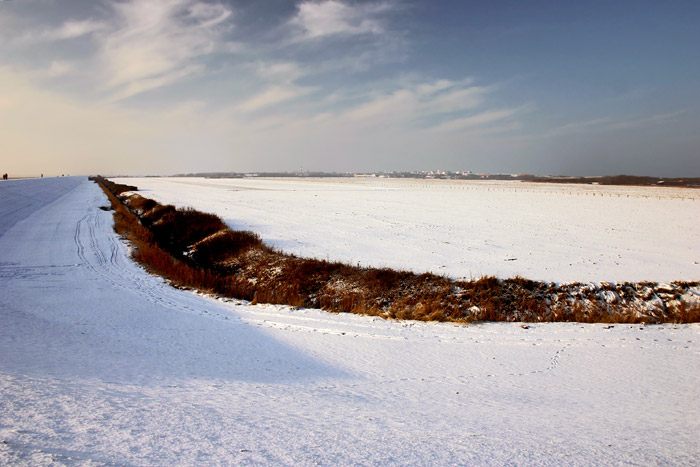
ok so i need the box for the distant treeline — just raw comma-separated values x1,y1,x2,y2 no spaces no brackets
171,171,541,181
529,175,700,188
170,172,699,187
172,171,349,179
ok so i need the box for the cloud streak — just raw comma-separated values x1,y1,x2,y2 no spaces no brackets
321,79,505,135
427,108,522,133
547,111,686,137
45,19,107,40
15,18,107,43
228,78,522,143
237,85,315,113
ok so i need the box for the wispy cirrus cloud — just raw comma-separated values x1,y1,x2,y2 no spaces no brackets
6,0,236,101
232,77,523,142
549,117,614,136
98,0,234,101
253,61,305,82
427,107,523,133
338,79,493,129
46,60,73,78
608,110,686,130
43,19,107,40
15,18,107,43
547,110,686,137
237,85,315,113
231,60,317,113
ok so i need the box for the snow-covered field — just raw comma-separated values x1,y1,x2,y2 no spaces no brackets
2,177,699,465
117,177,700,283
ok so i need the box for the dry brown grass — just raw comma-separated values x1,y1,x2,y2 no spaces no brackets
92,176,700,324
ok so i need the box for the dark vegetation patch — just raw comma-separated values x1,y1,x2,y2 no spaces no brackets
90,176,700,324
529,174,700,188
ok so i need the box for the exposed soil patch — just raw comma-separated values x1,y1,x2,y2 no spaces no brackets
91,176,700,323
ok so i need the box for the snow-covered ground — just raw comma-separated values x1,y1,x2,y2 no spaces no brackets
1,177,699,465
117,177,700,283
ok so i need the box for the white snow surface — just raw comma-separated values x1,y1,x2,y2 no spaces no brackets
1,177,699,465
117,176,700,283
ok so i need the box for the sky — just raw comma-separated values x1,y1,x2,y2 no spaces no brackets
1,0,699,177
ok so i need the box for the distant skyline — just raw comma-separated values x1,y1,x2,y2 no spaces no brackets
1,0,699,177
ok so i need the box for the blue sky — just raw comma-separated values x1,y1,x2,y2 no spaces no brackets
1,0,698,176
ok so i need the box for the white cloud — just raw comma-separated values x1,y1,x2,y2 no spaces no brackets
415,79,460,96
609,111,685,130
342,88,413,122
165,100,207,118
47,60,73,78
289,0,393,39
107,64,205,102
421,86,487,115
337,80,489,128
427,108,521,133
546,111,686,137
550,117,614,135
98,0,233,100
224,78,522,154
19,19,108,42
237,85,314,113
187,1,233,28
254,61,304,82
51,19,107,40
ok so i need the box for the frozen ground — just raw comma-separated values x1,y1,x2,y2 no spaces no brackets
1,177,699,465
117,177,700,283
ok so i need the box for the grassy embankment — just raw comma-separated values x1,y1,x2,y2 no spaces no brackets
91,176,700,324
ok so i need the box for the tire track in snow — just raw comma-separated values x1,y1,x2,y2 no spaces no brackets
74,214,88,268
73,208,209,317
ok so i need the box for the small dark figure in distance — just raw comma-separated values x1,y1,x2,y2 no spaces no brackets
2,173,7,180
